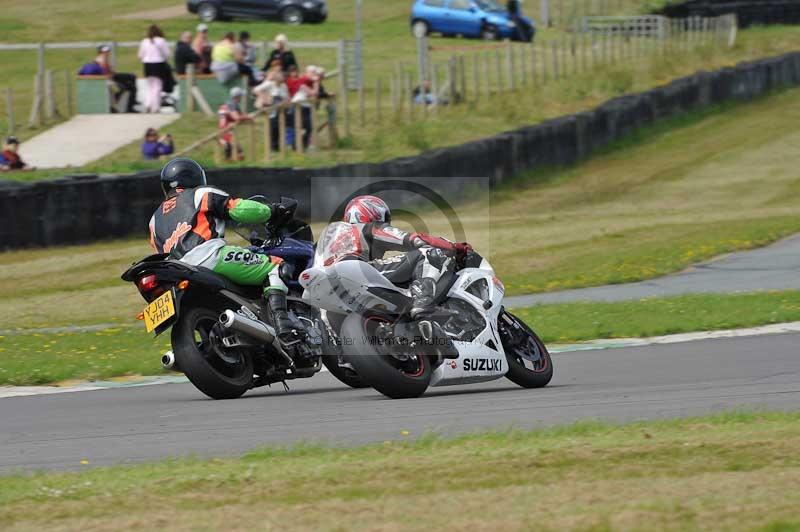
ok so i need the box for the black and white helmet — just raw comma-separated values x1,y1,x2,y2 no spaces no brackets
160,157,207,196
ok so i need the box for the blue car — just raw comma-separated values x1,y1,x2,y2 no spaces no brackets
411,0,535,42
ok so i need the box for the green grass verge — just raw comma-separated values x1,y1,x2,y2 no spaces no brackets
0,327,170,386
2,290,799,386
2,411,799,531
513,290,800,344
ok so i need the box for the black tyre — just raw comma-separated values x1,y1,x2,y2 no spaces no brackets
319,316,369,388
172,306,253,399
197,2,219,22
341,313,431,399
282,6,304,25
322,354,370,388
500,311,553,389
481,24,499,41
411,19,430,38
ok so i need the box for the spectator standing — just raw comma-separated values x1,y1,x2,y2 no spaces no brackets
211,32,239,84
507,0,532,41
1,137,33,171
78,45,138,113
218,87,253,160
192,24,212,74
263,34,297,73
138,25,174,113
175,31,200,75
141,128,175,160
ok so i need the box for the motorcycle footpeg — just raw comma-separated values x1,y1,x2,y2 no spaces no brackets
418,320,434,342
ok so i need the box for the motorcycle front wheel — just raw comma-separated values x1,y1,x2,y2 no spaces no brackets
172,306,253,400
341,313,431,399
500,311,553,389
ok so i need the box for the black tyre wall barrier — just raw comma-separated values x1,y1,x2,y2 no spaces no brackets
3,51,800,251
660,1,800,28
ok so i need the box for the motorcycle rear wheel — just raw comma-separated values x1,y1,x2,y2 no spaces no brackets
341,313,431,399
173,306,253,400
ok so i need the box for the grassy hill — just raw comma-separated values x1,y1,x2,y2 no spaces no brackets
2,1,800,180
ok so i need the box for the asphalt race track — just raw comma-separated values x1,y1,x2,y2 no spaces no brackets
506,233,800,306
2,332,798,473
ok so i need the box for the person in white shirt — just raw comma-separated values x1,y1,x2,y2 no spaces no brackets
138,24,173,113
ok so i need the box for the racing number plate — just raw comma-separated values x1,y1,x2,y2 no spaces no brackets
142,290,175,333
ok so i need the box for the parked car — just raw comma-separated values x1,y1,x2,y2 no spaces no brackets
187,0,328,24
411,0,534,41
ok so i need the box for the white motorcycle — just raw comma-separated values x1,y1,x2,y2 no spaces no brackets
300,223,553,399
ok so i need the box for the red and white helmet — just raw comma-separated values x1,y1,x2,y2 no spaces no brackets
342,195,391,224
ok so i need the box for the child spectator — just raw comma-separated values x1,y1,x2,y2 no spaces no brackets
285,65,315,99
253,65,288,109
78,45,138,113
263,34,297,73
141,128,175,160
211,32,239,84
1,137,33,171
138,25,174,113
175,31,200,75
192,24,212,74
218,87,253,160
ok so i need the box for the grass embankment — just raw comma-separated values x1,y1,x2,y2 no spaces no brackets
2,88,800,384
2,0,800,179
1,411,799,531
2,290,799,386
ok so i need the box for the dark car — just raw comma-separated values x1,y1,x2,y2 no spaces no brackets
187,0,328,24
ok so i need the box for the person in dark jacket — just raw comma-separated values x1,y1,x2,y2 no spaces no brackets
174,31,200,75
262,34,297,73
141,128,175,160
78,45,138,113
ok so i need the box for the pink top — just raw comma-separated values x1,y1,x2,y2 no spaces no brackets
138,37,170,63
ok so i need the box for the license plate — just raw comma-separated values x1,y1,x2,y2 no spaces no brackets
142,290,176,333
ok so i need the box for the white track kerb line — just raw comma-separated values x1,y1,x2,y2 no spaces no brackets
2,322,800,399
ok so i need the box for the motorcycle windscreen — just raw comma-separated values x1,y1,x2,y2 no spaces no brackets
314,222,368,266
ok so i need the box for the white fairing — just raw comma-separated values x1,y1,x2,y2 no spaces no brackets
301,224,508,387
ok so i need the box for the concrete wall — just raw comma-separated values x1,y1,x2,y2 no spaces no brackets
3,51,800,251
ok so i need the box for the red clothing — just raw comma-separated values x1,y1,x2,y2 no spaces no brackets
286,75,313,97
1,150,24,169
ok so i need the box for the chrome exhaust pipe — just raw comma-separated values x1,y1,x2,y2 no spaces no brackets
161,350,179,371
219,310,276,345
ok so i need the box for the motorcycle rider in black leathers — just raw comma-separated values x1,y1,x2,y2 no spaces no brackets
339,195,472,318
148,157,303,345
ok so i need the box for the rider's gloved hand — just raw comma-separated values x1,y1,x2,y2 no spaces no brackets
269,202,292,226
455,242,473,258
455,242,473,268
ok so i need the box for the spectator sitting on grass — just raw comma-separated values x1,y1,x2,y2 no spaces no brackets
78,45,138,113
1,136,34,171
218,87,253,161
141,128,175,160
192,23,212,74
263,34,297,74
211,32,239,84
175,31,200,75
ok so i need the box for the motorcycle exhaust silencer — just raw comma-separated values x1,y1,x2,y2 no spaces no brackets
219,309,276,345
161,350,180,371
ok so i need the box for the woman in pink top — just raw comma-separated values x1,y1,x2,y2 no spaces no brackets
138,25,173,113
